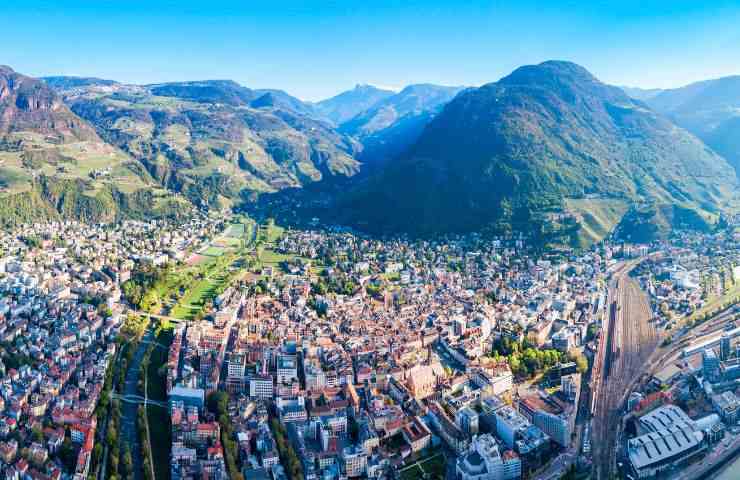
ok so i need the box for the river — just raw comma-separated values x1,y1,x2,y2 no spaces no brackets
119,329,154,480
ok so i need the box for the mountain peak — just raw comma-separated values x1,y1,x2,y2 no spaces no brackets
342,62,736,244
0,66,98,142
316,85,397,124
499,60,599,87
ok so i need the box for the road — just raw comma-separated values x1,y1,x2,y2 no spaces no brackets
674,431,740,480
591,260,659,480
130,310,184,324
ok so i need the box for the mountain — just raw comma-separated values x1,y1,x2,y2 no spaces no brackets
339,84,466,168
340,84,466,137
315,84,395,125
148,80,257,106
250,89,321,118
619,86,664,101
54,80,361,209
643,76,740,174
147,80,320,117
0,66,186,226
0,66,99,142
341,61,737,246
41,75,118,89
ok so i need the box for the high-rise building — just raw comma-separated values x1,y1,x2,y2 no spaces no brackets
720,334,731,361
249,374,274,399
456,407,480,436
703,349,721,383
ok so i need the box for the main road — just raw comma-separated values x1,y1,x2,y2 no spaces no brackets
591,259,660,480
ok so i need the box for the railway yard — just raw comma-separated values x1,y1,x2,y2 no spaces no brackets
588,259,740,480
591,261,661,480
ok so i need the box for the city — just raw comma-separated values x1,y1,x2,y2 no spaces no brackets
0,213,739,480
2,3,740,479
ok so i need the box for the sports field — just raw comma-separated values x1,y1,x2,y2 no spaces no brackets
224,223,246,238
201,246,226,257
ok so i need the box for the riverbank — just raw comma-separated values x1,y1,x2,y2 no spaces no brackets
703,442,740,480
120,328,155,480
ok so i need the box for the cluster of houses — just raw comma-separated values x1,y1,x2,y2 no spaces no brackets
632,230,740,326
159,227,620,479
0,216,224,479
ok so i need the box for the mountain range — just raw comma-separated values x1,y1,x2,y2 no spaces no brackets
638,76,740,177
0,61,738,246
340,61,737,246
339,84,466,169
315,84,396,124
0,65,186,225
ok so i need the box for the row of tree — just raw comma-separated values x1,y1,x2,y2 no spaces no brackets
138,406,155,480
207,391,244,480
270,418,304,480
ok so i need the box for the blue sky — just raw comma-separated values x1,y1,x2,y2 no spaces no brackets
2,0,740,100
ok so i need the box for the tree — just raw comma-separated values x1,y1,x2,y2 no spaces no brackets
207,391,229,416
122,445,133,477
58,439,78,473
106,425,117,448
574,353,588,373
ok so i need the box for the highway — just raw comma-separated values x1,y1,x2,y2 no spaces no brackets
591,260,659,480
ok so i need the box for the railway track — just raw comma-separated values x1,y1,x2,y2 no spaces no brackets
591,262,738,479
592,261,659,479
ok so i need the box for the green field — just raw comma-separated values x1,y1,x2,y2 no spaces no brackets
224,223,246,238
215,237,242,248
400,465,424,480
258,221,285,244
201,246,226,257
259,248,294,266
170,271,229,320
685,283,740,325
399,451,446,480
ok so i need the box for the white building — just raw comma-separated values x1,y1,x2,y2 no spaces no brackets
341,445,367,477
628,405,706,478
277,355,298,384
494,406,529,449
456,434,521,480
249,374,274,399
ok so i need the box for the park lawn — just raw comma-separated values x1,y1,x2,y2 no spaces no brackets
259,221,285,244
214,237,242,248
172,272,229,320
201,246,226,257
259,248,294,266
422,453,446,479
257,248,315,274
224,223,246,238
400,465,425,480
685,283,740,325
401,451,446,480
170,303,199,320
383,271,401,282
